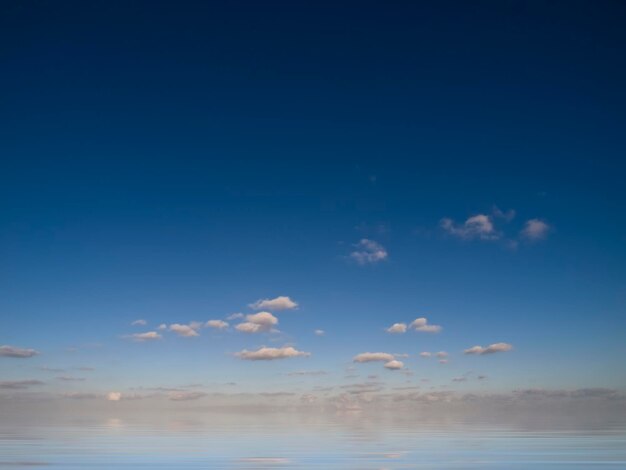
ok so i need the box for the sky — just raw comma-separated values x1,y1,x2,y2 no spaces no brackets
1,1,625,411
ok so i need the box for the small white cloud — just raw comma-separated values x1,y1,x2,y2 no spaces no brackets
439,359,449,364
521,219,550,241
464,342,513,355
246,312,278,326
440,214,499,240
349,239,388,265
0,345,39,358
106,392,122,401
226,313,245,320
436,351,448,358
249,296,298,311
384,360,404,370
235,322,265,333
205,320,228,329
131,319,147,326
353,352,395,363
169,324,200,337
314,329,325,336
386,323,407,334
409,317,442,333
419,352,432,358
130,331,162,342
235,312,278,333
157,323,167,330
236,346,310,361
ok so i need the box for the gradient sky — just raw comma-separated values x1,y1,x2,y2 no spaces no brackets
1,1,625,406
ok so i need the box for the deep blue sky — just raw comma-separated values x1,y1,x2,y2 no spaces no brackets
1,1,625,397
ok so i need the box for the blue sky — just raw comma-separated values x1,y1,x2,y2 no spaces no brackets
1,1,625,405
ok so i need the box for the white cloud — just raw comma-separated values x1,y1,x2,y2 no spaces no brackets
235,312,278,333
235,322,265,333
205,320,228,329
169,324,200,337
384,360,404,370
440,214,499,240
106,392,122,401
353,352,395,363
130,331,162,341
386,323,407,334
464,342,513,355
419,352,432,358
521,219,550,241
157,323,167,330
0,345,39,358
349,239,388,265
246,312,278,326
314,329,325,336
226,313,244,320
249,296,298,311
409,317,442,333
236,346,310,361
435,351,448,358
131,319,147,326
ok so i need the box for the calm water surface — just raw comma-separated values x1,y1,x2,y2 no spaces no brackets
1,411,625,469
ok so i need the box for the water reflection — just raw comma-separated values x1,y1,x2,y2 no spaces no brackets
0,410,624,469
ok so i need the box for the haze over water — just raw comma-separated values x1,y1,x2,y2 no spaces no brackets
2,409,626,469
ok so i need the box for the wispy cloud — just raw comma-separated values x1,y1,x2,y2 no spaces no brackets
349,239,388,265
0,345,39,358
0,380,44,389
440,214,499,240
56,376,85,382
168,391,207,401
236,346,310,361
63,392,100,400
314,329,325,336
492,206,516,222
249,296,298,311
131,319,147,326
287,370,328,376
464,342,513,355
